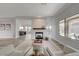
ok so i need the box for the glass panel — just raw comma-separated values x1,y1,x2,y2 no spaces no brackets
59,20,64,36
68,18,79,40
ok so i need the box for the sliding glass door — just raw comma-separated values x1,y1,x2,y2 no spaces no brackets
68,18,79,39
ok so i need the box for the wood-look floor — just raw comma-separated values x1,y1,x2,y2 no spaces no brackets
0,37,25,47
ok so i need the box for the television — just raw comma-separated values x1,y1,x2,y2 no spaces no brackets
35,32,43,39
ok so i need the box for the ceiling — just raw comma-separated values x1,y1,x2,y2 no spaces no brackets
0,3,71,18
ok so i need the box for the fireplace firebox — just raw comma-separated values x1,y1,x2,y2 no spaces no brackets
35,32,43,39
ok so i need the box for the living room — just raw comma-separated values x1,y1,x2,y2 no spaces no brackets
0,3,79,56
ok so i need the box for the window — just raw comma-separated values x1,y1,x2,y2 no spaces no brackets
19,26,31,32
25,26,28,31
59,14,79,40
28,26,31,32
59,20,65,36
19,26,24,30
68,18,79,40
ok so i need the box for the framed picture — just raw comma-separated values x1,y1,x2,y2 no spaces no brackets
0,23,11,31
0,24,5,31
5,24,11,31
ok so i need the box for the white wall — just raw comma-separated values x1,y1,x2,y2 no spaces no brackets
0,16,56,40
46,17,56,39
31,17,56,40
15,18,32,38
55,4,79,51
0,18,15,38
15,17,57,40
